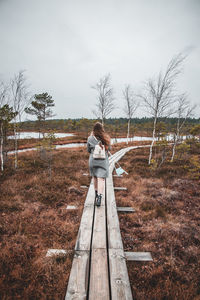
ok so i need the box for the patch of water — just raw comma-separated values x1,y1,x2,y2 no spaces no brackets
8,132,74,139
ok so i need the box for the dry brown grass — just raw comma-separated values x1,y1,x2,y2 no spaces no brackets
114,145,200,299
0,146,90,299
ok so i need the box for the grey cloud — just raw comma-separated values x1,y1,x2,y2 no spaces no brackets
0,0,199,119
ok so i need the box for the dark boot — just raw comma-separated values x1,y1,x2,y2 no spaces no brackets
96,194,102,207
95,190,98,205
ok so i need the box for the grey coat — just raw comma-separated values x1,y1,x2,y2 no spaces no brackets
87,135,111,178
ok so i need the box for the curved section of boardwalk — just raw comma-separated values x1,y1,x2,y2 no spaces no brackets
65,146,150,300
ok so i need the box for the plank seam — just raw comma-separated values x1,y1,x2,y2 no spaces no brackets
105,178,112,300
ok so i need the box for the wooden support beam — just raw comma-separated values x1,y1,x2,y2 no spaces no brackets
114,187,127,191
124,252,153,261
80,185,89,189
66,205,77,210
117,207,135,213
46,249,69,257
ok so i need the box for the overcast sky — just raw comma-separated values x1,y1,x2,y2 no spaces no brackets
0,0,199,120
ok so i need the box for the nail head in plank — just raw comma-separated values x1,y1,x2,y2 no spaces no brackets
114,187,127,191
117,207,135,213
65,250,90,300
125,252,153,261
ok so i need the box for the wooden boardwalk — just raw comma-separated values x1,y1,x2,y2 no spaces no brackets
65,146,149,300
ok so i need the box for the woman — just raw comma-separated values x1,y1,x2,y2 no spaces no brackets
87,122,111,207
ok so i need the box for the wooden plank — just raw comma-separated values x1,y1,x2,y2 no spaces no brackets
81,185,89,189
89,248,110,300
75,205,94,251
113,174,123,177
125,252,153,261
46,249,69,257
108,248,133,300
92,197,107,249
65,250,90,300
106,178,124,250
66,205,77,210
84,183,95,207
117,207,135,213
114,187,127,191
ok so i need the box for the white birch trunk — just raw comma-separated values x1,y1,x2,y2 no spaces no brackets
14,123,18,169
148,115,157,165
1,123,4,172
127,119,130,144
171,119,180,162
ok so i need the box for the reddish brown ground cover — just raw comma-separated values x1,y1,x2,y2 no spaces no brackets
1,141,199,299
0,147,90,299
114,144,200,300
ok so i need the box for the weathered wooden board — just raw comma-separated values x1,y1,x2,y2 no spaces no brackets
66,205,77,210
84,181,95,207
106,178,124,250
117,207,135,213
125,252,153,261
114,187,127,191
89,248,110,300
92,197,107,249
66,145,152,300
75,205,94,251
46,249,68,257
108,248,133,300
65,250,90,300
80,185,89,189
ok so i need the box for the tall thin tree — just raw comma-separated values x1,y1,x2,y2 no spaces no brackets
139,53,186,165
123,84,139,144
92,74,115,125
11,70,30,169
25,92,55,138
171,94,195,162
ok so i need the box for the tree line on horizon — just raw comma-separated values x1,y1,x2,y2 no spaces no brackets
0,52,200,173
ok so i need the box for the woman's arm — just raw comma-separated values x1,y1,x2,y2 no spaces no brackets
87,138,92,153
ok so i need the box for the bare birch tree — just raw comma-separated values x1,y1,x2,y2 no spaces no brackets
0,82,8,172
11,70,30,169
171,94,195,162
92,74,115,125
123,84,139,144
139,53,186,165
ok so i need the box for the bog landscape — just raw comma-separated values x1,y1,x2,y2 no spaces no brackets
1,1,200,299
0,66,200,299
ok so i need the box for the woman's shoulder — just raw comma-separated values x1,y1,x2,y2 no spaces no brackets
87,133,96,142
